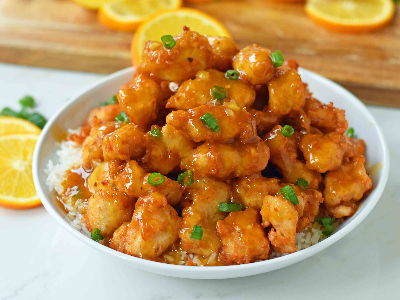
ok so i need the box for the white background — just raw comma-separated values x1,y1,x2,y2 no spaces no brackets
0,63,399,300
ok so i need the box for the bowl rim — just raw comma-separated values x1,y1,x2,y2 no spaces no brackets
32,66,390,278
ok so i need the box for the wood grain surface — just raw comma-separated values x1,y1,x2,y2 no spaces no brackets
0,0,399,107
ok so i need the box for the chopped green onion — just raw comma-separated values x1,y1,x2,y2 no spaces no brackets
148,172,165,186
315,216,335,236
91,228,104,241
0,107,19,117
73,187,83,199
346,127,354,138
190,225,203,240
28,112,47,129
100,95,117,107
225,70,239,80
281,125,294,137
115,111,129,123
177,170,194,186
19,96,35,108
280,185,299,205
270,50,284,68
295,178,309,190
150,127,161,138
219,203,242,212
200,113,220,132
212,86,226,102
161,35,176,49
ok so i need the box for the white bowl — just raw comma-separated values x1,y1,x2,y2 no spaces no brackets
32,67,389,279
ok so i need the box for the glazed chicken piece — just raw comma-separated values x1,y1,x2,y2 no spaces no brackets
166,103,257,143
166,69,255,110
87,161,122,192
217,208,270,265
344,137,365,157
281,109,310,133
84,190,135,237
261,195,298,254
185,138,270,180
102,124,146,161
110,193,181,260
140,28,214,82
118,74,165,129
303,97,348,134
179,178,230,257
141,173,183,206
207,36,239,72
248,108,279,134
82,122,123,167
264,125,323,189
282,59,299,71
232,173,280,210
142,125,196,174
299,133,347,173
267,67,305,116
232,44,275,85
324,155,372,218
86,104,122,126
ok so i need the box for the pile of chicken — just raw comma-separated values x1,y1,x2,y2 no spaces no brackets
73,27,372,266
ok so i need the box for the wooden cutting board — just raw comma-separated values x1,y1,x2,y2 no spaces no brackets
0,0,399,107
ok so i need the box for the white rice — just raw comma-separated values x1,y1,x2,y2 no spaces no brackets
46,130,336,265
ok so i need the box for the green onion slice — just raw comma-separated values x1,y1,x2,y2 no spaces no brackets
28,112,47,129
190,225,203,240
177,170,194,186
212,86,226,102
315,216,335,236
200,113,220,132
346,127,354,138
100,95,117,107
281,125,294,137
19,96,35,108
150,127,161,138
115,111,129,123
161,35,176,49
295,178,309,190
219,203,242,212
91,228,104,241
225,70,239,80
270,50,284,68
148,172,165,186
280,185,299,205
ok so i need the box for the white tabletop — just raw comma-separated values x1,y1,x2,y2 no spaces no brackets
0,63,399,300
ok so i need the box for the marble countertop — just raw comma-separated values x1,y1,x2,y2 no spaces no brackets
0,63,399,300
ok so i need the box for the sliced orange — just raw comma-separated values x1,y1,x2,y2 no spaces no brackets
71,0,114,10
0,134,41,209
305,0,395,33
0,116,41,136
98,0,182,32
131,8,231,66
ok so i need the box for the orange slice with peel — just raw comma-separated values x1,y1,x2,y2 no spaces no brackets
0,116,41,136
131,8,231,67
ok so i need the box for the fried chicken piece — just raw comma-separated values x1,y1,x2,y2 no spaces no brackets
267,67,305,116
84,190,135,237
261,195,298,254
166,103,257,143
264,125,323,189
207,36,239,71
86,104,122,126
166,69,255,110
282,59,299,71
114,160,147,198
87,161,122,192
142,173,183,206
140,28,214,82
142,125,196,174
217,208,270,265
117,74,164,129
248,108,279,134
299,133,347,173
304,97,348,134
179,178,230,257
110,193,181,260
232,44,275,85
232,173,280,210
185,138,270,180
281,109,310,133
82,122,123,167
324,155,372,218
345,137,365,157
102,124,146,161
